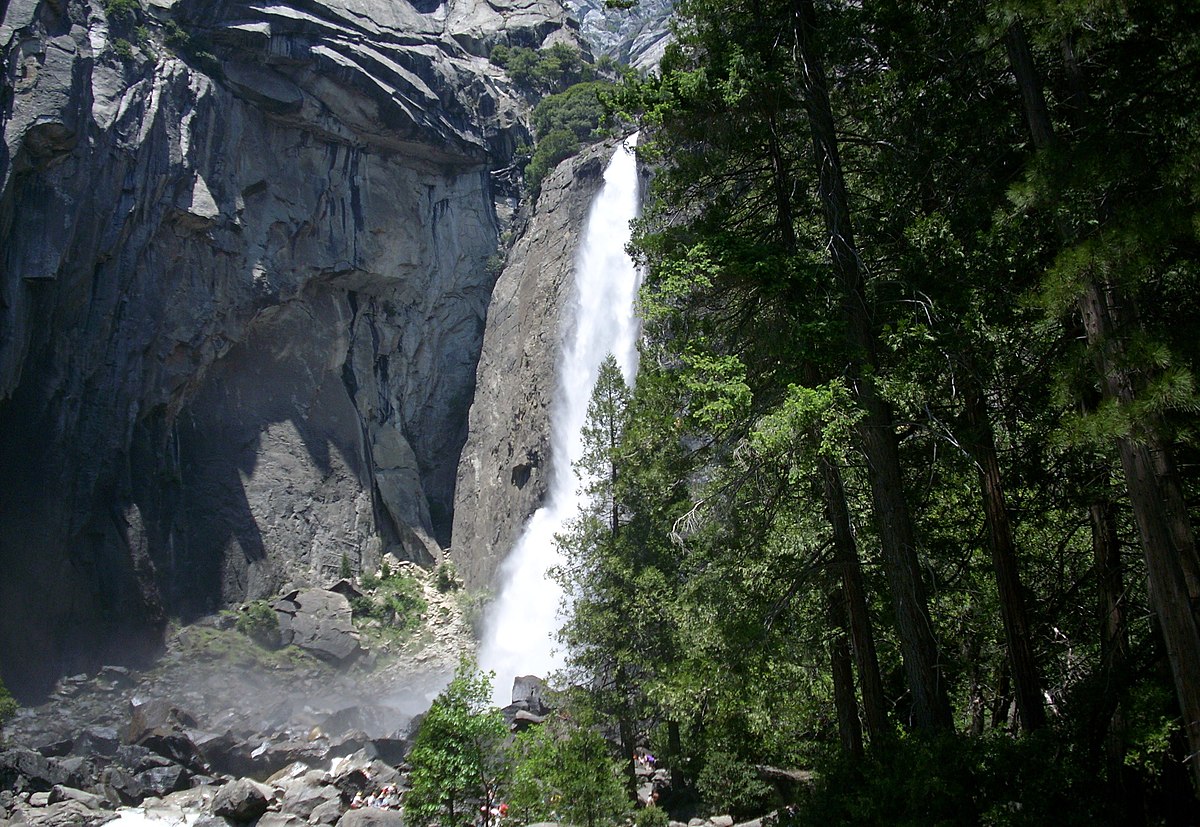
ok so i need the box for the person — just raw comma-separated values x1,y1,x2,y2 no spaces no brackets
350,791,364,809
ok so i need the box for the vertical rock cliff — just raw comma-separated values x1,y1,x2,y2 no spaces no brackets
0,0,574,697
450,141,630,592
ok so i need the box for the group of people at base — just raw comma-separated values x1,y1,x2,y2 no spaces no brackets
350,785,403,810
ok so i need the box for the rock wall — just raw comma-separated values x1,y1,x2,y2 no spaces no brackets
450,141,616,591
0,0,574,697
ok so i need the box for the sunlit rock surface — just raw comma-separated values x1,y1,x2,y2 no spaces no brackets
450,141,618,591
0,0,572,697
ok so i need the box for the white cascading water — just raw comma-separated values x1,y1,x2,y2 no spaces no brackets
479,134,642,706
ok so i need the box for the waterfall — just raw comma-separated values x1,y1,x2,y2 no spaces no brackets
479,134,642,706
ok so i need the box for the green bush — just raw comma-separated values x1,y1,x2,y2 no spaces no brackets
696,751,776,820
796,731,1106,827
351,571,427,637
104,0,141,20
532,81,612,143
0,676,18,727
435,561,461,592
235,600,281,649
634,806,670,827
526,127,580,193
489,42,592,95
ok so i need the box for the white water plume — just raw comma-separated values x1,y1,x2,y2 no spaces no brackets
479,134,643,706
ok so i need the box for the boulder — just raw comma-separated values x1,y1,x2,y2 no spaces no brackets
48,785,104,810
310,797,348,825
335,809,407,826
0,747,69,792
72,728,120,758
212,777,273,822
274,590,363,664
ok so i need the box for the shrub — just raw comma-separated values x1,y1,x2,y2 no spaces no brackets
525,127,579,193
532,81,612,143
696,751,776,820
104,0,140,20
435,561,461,592
235,600,281,648
0,677,18,727
634,806,670,827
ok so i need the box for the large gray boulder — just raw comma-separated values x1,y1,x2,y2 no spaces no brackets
274,589,362,663
336,808,407,826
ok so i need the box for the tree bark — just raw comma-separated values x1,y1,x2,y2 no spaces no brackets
963,383,1046,731
827,587,865,758
792,0,953,732
1005,16,1200,792
818,454,891,742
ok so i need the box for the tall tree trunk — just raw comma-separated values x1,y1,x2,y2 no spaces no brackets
818,454,891,742
1090,499,1136,795
963,382,1046,731
792,0,952,732
827,587,865,758
1005,17,1200,792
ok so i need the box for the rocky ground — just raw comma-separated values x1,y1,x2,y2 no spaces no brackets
0,563,481,825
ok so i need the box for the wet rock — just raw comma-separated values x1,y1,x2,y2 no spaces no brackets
452,141,625,590
134,764,190,798
211,777,273,821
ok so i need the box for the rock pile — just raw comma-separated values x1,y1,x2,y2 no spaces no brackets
0,572,475,825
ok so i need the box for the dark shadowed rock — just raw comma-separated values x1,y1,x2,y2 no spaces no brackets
0,748,69,792
72,728,120,758
511,675,550,713
212,777,273,821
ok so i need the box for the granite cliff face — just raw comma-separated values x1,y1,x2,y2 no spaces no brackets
450,140,628,592
0,0,575,697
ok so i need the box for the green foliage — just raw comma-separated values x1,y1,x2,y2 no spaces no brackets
340,552,353,580
360,570,381,590
235,600,281,649
508,711,630,827
0,676,18,727
695,752,776,820
380,558,392,581
112,38,135,59
798,732,1106,826
525,127,579,194
104,0,140,19
532,81,613,143
436,561,462,593
489,42,595,95
634,806,669,827
406,662,508,827
350,569,426,638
